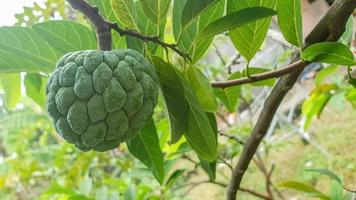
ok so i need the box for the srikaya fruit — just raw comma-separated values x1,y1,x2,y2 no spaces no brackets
46,49,158,152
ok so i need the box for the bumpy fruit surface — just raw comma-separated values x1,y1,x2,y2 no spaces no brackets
46,49,159,152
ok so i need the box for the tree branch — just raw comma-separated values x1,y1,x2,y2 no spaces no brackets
109,23,191,60
226,0,356,199
211,60,309,88
66,0,190,60
219,132,245,145
67,0,112,50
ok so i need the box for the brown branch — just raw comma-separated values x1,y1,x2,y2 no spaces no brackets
343,186,356,194
226,0,356,199
219,132,245,145
218,156,233,171
67,0,112,50
216,112,232,127
109,23,191,60
213,43,227,66
66,0,190,60
253,154,282,200
226,54,242,74
266,164,275,200
211,60,309,88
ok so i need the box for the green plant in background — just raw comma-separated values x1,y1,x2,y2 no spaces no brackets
279,169,356,200
0,0,355,199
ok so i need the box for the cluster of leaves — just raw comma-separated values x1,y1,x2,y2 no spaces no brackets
0,0,355,199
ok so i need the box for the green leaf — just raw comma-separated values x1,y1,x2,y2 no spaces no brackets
185,67,218,112
0,74,21,109
306,168,343,184
181,0,221,29
339,17,353,46
302,42,356,66
207,112,218,136
172,0,186,42
191,1,225,62
136,1,162,35
173,0,224,63
152,57,217,161
164,169,185,189
126,36,145,53
24,73,46,107
127,119,165,184
88,0,118,21
302,84,336,129
214,86,240,113
135,1,165,54
111,0,138,29
346,89,356,108
112,30,127,49
0,26,60,73
125,1,164,54
199,112,217,181
152,57,189,143
349,77,356,89
32,20,97,53
197,7,277,41
192,1,225,62
183,80,218,161
277,0,303,47
330,181,344,200
279,181,331,200
166,142,192,159
199,158,216,181
139,0,171,25
228,0,277,61
315,65,338,86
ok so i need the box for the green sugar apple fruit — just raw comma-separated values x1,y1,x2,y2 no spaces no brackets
46,49,159,152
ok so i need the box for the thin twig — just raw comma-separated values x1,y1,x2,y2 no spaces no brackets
218,156,233,171
343,186,356,194
219,132,245,145
213,43,227,66
211,60,309,88
226,1,356,199
266,164,275,200
226,54,242,74
216,112,232,127
109,23,191,60
252,155,275,200
182,154,198,165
